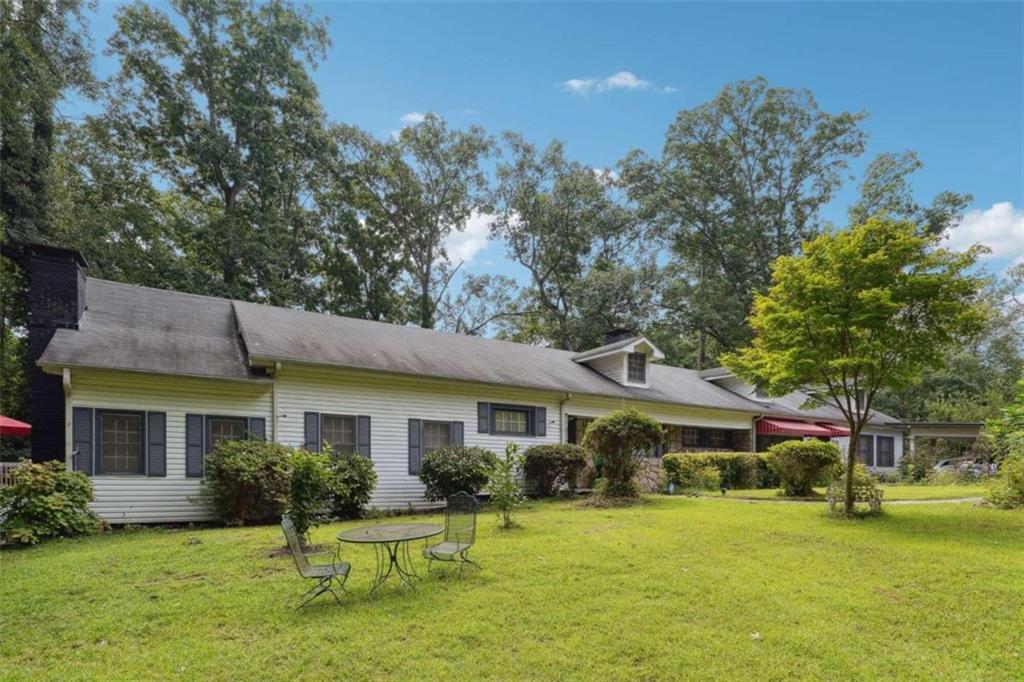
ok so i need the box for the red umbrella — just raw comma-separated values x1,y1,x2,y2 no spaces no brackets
0,416,31,437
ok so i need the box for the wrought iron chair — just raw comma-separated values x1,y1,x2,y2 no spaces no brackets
423,491,480,577
281,515,350,607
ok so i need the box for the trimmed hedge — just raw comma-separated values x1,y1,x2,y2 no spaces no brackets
523,443,588,496
662,454,721,493
765,440,842,496
662,451,778,489
419,446,496,501
201,440,293,525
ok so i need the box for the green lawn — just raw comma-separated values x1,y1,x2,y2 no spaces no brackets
2,498,1022,681
725,484,988,501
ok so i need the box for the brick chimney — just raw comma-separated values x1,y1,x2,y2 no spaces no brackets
604,327,635,345
27,244,87,462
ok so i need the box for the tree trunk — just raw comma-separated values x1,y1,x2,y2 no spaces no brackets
844,431,858,515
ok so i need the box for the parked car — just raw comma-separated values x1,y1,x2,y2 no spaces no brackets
932,458,997,476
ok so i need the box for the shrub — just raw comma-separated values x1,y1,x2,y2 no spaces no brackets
326,446,378,519
287,450,333,540
663,451,775,489
202,440,292,525
0,460,103,545
986,453,1024,509
582,409,665,499
490,443,525,528
662,454,721,494
419,445,496,501
765,440,842,497
523,443,588,497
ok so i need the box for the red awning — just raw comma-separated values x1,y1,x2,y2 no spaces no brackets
756,418,834,437
0,416,31,437
817,422,850,437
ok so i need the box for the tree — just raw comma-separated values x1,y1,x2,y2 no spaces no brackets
339,115,491,329
621,77,867,366
104,0,329,303
581,408,665,500
848,151,972,236
491,133,656,351
723,218,986,514
437,273,524,335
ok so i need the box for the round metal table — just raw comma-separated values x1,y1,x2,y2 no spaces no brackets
338,523,443,592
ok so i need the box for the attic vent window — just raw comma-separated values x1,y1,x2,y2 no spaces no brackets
627,352,647,383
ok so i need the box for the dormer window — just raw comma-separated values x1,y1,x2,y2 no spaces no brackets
627,352,647,383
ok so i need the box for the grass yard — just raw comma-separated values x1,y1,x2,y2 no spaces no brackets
2,497,1022,681
725,484,989,501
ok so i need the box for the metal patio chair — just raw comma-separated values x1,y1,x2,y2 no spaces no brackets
281,515,350,607
423,491,480,577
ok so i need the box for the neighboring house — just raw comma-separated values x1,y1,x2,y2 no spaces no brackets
26,245,907,523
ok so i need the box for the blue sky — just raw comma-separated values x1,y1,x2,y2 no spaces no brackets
73,1,1023,281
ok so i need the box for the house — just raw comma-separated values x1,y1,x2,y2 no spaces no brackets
27,245,911,523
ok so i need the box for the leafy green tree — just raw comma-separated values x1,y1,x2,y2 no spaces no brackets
986,381,1024,461
621,77,867,366
489,442,525,529
104,0,329,304
437,273,524,335
581,408,665,500
491,133,655,351
339,115,491,329
848,150,972,236
724,218,986,514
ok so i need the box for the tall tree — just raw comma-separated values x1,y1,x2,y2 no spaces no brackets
338,115,491,328
1,0,93,421
104,0,329,303
491,133,655,351
621,77,867,366
849,150,972,236
723,218,986,514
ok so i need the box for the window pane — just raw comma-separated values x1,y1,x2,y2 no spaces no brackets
667,426,683,452
627,353,647,382
210,418,246,449
322,414,355,454
423,421,451,453
709,430,728,448
877,437,894,467
682,428,700,447
858,435,874,466
494,408,529,434
101,413,142,474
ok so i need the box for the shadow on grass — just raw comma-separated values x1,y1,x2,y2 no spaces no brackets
823,503,1023,550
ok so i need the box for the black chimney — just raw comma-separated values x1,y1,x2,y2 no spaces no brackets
27,244,87,462
604,327,635,345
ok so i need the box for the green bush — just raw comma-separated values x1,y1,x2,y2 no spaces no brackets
582,409,665,499
765,440,842,496
0,460,103,545
326,446,378,519
662,454,721,494
419,445,496,501
523,443,588,496
663,451,776,489
202,440,293,525
986,453,1024,509
287,449,333,540
490,443,525,529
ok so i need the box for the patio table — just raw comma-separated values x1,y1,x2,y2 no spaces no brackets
338,523,443,592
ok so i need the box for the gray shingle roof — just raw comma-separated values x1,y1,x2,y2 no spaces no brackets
233,300,765,413
38,278,265,382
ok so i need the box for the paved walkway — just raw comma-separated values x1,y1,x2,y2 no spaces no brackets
709,495,983,505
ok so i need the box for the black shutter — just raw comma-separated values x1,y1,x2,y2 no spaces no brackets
185,414,205,478
248,417,266,441
568,418,577,445
477,402,490,433
72,407,93,475
451,421,464,446
408,419,422,474
356,415,371,458
147,412,167,477
304,412,320,452
535,407,547,437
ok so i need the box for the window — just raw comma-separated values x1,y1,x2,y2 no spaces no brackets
209,417,246,449
568,417,594,445
876,436,895,467
423,421,452,454
682,428,701,447
857,435,875,466
492,406,532,435
666,426,684,452
99,412,143,474
627,352,647,383
709,429,729,449
321,414,356,454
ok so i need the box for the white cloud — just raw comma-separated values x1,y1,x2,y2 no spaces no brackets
400,111,426,125
945,202,1023,262
560,70,675,96
592,167,619,185
445,212,493,264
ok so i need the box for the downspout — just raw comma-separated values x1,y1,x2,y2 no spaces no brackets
63,368,72,470
559,392,572,443
751,414,763,453
271,362,282,442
